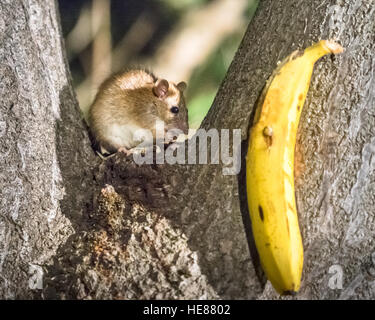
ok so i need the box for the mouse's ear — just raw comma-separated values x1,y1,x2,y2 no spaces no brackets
177,81,187,92
153,79,169,99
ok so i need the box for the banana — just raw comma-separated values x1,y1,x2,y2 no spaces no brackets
246,40,343,295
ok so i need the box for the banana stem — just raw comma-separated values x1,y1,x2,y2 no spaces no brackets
304,40,344,64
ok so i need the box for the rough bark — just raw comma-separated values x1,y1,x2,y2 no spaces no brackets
1,0,375,299
0,0,97,298
200,0,375,299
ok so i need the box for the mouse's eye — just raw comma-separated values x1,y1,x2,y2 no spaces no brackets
170,106,179,114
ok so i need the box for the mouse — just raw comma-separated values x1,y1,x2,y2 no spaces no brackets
88,69,188,157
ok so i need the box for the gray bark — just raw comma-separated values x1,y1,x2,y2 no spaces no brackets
0,0,375,299
0,0,96,298
200,0,375,299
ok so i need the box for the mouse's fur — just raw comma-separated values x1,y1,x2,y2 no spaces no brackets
88,70,188,156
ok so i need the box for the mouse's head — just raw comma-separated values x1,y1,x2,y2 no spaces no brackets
152,78,189,140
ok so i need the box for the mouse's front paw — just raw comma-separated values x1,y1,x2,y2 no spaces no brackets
118,147,133,156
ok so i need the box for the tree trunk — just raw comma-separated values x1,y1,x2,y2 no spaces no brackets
0,0,97,299
1,0,374,299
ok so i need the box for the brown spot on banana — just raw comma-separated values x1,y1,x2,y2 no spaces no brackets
263,126,273,147
282,290,297,296
258,205,264,221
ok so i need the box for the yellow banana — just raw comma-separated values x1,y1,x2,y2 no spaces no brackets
246,40,343,295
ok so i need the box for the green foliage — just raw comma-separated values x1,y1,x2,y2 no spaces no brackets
186,0,259,128
187,33,243,128
158,0,209,12
188,91,216,128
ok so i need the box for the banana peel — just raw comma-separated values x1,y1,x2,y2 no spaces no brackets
246,40,343,295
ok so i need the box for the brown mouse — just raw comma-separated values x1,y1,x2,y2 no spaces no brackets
88,69,188,156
